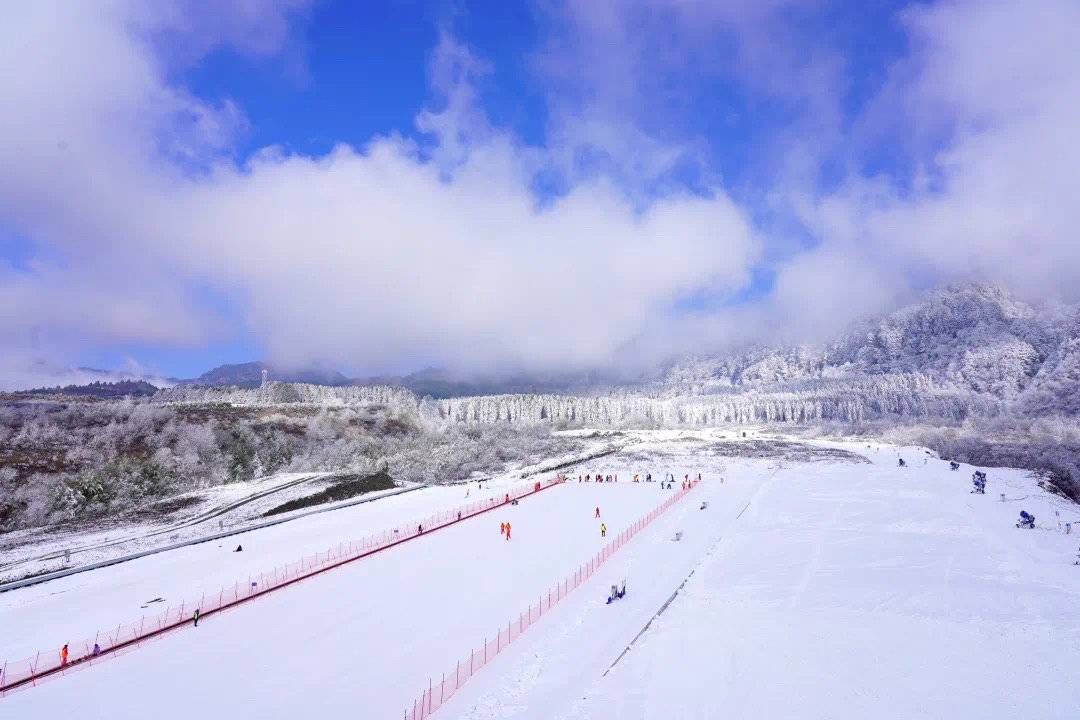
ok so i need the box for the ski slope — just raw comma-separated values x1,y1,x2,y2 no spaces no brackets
440,441,1080,719
0,461,697,718
4,431,1079,719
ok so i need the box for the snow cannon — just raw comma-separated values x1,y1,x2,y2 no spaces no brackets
950,462,960,471
1017,511,1035,529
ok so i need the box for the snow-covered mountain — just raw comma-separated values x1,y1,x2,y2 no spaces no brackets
657,284,1079,415
151,285,1079,427
181,361,351,388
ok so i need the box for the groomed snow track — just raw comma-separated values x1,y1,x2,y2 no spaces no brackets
0,476,566,695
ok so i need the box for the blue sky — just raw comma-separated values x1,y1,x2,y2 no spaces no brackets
1,0,1078,387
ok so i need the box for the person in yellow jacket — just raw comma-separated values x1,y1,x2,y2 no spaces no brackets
600,522,607,538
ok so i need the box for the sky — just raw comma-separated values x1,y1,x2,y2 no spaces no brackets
0,0,1078,388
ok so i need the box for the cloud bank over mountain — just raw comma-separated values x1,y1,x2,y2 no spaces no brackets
1,0,1078,387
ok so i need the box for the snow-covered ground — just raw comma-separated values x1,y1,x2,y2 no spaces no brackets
0,437,617,586
3,430,1079,718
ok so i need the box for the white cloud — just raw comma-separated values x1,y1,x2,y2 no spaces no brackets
3,0,1078,389
0,1,761,383
790,0,1080,314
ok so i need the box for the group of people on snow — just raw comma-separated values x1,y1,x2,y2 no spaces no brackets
578,471,702,491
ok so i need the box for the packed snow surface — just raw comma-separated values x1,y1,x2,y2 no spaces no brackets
3,429,1079,719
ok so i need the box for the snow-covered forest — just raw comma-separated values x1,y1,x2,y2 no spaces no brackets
0,397,578,531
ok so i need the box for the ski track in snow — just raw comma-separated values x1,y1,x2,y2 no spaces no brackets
3,430,1079,719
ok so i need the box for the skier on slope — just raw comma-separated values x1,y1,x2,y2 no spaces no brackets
500,522,506,536
505,522,512,540
898,458,906,468
193,608,201,627
595,506,600,518
600,523,607,538
60,643,69,666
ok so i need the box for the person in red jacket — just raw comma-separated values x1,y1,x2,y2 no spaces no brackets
60,643,69,666
505,522,512,540
500,521,506,536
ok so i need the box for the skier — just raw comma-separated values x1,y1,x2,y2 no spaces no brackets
417,524,423,534
193,608,200,627
600,523,607,538
505,522,511,541
697,473,701,482
60,643,69,666
595,506,601,518
234,544,243,552
950,461,960,471
500,521,506,536
971,471,987,494
92,643,101,657
898,458,906,468
1017,511,1036,529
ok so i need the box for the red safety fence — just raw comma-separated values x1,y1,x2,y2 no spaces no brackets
404,480,699,719
0,475,567,695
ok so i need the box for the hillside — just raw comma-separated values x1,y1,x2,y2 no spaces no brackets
659,284,1080,413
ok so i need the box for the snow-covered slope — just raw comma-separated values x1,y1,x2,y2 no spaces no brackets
660,283,1080,412
440,435,1080,719
3,430,1077,718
